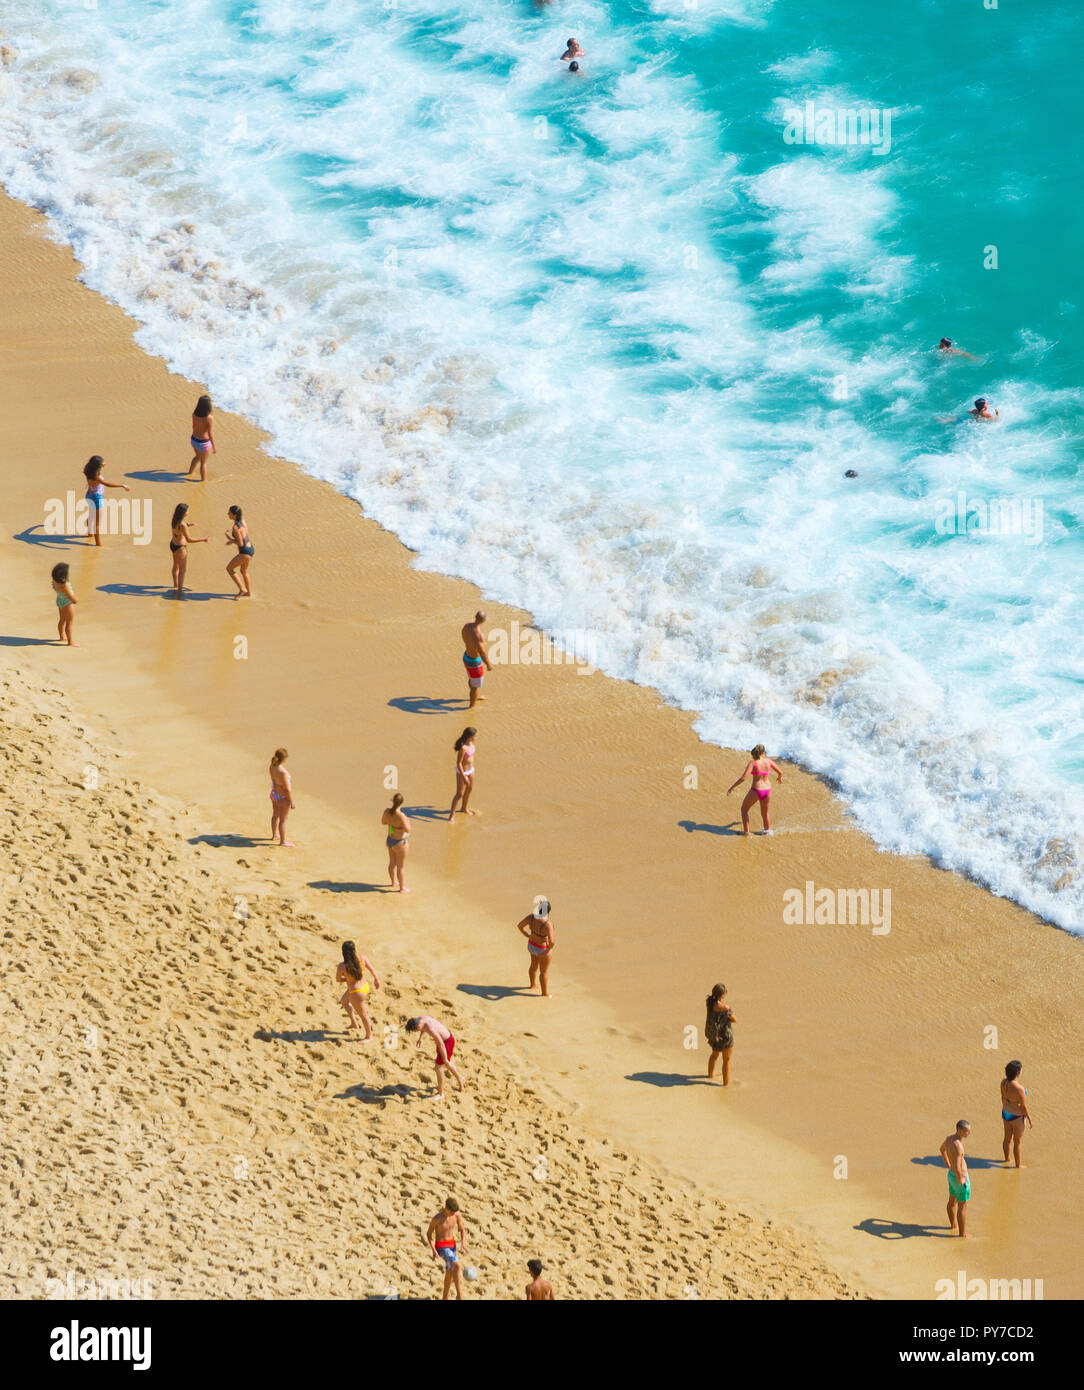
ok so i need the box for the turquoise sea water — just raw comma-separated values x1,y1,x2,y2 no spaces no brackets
0,0,1080,928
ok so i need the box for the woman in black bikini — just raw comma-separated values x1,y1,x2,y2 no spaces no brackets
226,504,254,597
705,983,736,1085
170,502,208,596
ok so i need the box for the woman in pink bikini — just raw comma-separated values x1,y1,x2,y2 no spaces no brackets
728,743,783,835
515,898,555,997
447,727,477,820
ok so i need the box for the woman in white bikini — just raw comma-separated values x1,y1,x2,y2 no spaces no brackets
447,726,478,819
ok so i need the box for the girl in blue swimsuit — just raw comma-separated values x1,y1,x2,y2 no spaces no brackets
51,562,78,646
82,455,131,547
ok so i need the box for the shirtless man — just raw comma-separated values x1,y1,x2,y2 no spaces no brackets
461,611,492,708
425,1198,470,1301
938,337,975,359
968,397,999,421
1000,1059,1033,1169
560,38,584,61
406,1014,465,1098
939,1120,972,1237
525,1259,554,1300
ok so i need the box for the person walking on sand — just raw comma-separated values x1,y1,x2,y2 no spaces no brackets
447,727,478,819
82,456,130,547
516,899,555,997
51,563,78,646
226,505,254,596
187,394,216,481
705,982,735,1085
407,1014,465,1098
1000,1060,1033,1169
336,940,381,1040
269,747,295,846
525,1259,554,1300
727,743,782,835
382,792,411,891
169,502,208,595
425,1199,470,1300
940,1120,972,1237
461,611,491,707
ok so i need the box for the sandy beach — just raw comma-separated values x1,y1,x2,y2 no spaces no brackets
1,189,1080,1299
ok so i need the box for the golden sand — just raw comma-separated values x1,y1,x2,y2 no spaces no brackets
1,190,1080,1298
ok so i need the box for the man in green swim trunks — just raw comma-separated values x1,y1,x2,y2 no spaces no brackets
939,1120,972,1237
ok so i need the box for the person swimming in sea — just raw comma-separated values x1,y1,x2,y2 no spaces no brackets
938,396,999,425
727,743,783,835
382,791,411,891
937,337,975,359
226,505,254,596
336,940,381,1040
705,983,736,1085
187,394,216,481
447,727,478,820
560,37,584,61
51,562,78,646
269,747,295,846
516,898,555,997
82,455,131,547
1000,1059,1033,1169
169,502,209,596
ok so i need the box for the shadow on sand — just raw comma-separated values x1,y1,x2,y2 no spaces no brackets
625,1071,715,1089
333,1081,421,1105
677,819,744,837
14,525,89,550
388,695,469,716
457,982,531,1002
189,833,268,849
98,582,233,602
0,635,61,647
309,880,392,895
854,1217,954,1241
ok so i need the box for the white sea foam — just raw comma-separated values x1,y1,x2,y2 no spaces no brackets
1,0,1080,932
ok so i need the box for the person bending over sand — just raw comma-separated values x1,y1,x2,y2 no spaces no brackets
461,611,491,707
336,940,381,1039
1000,1059,1033,1169
447,726,478,819
382,792,410,891
425,1198,469,1300
269,747,295,846
940,1120,972,1237
225,505,254,596
727,743,782,835
526,1259,554,1300
51,563,78,646
407,1014,464,1098
705,982,735,1085
82,455,130,547
169,502,208,596
187,394,216,481
516,899,555,997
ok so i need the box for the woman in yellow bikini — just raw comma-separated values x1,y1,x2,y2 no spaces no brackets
336,940,381,1040
382,792,411,892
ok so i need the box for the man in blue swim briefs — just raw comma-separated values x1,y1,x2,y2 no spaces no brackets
939,1120,972,1238
461,611,491,709
425,1197,470,1301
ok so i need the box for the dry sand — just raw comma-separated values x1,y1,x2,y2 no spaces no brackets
0,189,1080,1299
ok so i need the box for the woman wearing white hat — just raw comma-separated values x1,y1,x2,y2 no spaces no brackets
516,899,555,997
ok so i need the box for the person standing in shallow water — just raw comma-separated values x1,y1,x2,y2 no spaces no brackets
447,727,477,819
51,563,78,646
269,747,295,846
226,505,254,596
1000,1059,1033,1169
727,743,782,835
382,792,410,891
169,502,208,596
82,455,130,547
705,983,735,1085
187,394,216,480
940,1120,972,1237
461,611,491,707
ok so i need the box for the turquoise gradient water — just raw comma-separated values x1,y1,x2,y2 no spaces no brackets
0,0,1080,928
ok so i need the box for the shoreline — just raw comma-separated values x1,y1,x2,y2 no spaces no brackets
2,188,1081,1298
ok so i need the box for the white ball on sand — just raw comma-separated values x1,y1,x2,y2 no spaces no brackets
464,1266,479,1281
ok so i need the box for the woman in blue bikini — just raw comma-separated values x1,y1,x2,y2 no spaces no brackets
1000,1059,1033,1169
226,505,254,596
82,455,130,547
